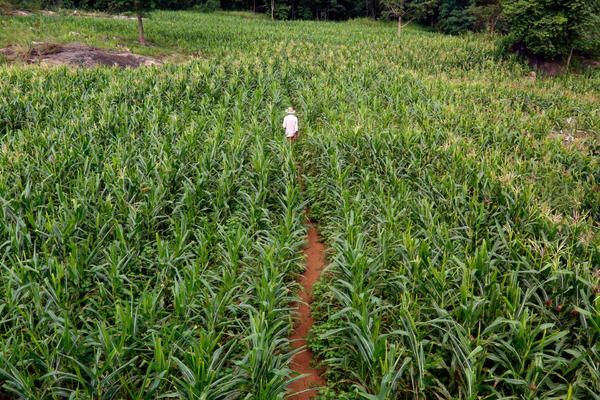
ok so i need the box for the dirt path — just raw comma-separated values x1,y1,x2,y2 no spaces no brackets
287,211,327,399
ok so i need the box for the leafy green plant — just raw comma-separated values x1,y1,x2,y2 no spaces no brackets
502,0,600,59
0,11,598,400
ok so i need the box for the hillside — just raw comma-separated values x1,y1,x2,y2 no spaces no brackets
0,11,599,399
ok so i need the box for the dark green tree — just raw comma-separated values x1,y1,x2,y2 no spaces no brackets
409,0,440,23
470,0,502,33
502,0,600,59
438,0,474,34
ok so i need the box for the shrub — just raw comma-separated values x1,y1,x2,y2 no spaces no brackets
502,0,600,59
469,0,503,33
438,0,474,34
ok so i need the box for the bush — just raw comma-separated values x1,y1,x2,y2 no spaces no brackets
469,0,504,33
503,0,600,59
4,0,45,10
438,0,474,34
193,0,219,12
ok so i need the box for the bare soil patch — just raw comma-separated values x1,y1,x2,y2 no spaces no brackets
4,9,31,16
0,42,162,68
287,215,327,399
0,8,134,19
548,120,598,154
582,59,600,68
64,11,136,20
509,42,600,76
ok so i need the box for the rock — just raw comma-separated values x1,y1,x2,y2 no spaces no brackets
563,135,575,145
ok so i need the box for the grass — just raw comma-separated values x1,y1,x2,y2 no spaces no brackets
0,10,599,400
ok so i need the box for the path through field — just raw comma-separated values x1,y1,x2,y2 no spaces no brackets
287,156,327,399
288,218,327,399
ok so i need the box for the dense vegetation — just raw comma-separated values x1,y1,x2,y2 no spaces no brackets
296,53,600,398
0,14,311,398
1,11,599,400
503,0,600,59
5,0,600,60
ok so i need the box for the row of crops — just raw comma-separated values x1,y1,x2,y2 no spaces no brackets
300,131,599,398
286,23,599,399
1,10,599,400
0,60,309,398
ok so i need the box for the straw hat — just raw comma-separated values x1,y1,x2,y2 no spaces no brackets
286,107,296,114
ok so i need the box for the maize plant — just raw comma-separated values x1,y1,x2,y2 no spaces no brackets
1,10,599,400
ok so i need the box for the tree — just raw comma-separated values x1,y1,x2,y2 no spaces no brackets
382,0,438,34
382,0,410,34
438,0,474,34
108,0,158,45
503,0,600,60
470,0,502,33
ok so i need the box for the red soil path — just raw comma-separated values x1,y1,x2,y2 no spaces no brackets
287,217,327,399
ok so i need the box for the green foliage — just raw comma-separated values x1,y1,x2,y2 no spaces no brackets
405,0,440,24
2,0,212,12
0,11,599,400
4,0,45,10
194,0,218,11
105,0,158,14
438,0,474,34
502,0,600,59
0,14,311,397
469,0,502,33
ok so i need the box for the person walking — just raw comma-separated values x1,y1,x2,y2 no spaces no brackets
283,107,299,141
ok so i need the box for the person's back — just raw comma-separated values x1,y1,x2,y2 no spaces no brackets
283,108,299,139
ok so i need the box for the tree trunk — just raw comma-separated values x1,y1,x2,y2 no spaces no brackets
253,0,256,12
366,0,375,18
489,16,497,34
397,15,402,35
271,0,274,19
137,15,146,45
565,47,574,71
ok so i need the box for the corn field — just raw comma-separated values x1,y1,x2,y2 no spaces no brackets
1,11,599,400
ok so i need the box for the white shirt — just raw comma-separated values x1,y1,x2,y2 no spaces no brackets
283,114,298,137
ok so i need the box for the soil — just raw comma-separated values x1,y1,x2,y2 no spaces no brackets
511,42,600,76
0,43,162,68
3,10,32,16
549,129,598,155
66,11,136,19
582,59,600,68
528,59,565,76
0,8,134,19
511,42,564,76
287,216,327,399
